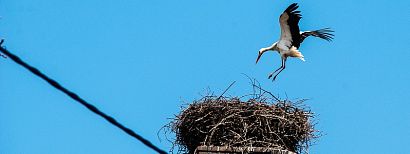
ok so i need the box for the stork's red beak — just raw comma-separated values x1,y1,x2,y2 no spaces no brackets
256,52,262,64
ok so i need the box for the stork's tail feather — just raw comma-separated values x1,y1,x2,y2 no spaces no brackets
289,46,305,61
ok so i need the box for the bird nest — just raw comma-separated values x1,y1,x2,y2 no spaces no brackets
168,94,319,154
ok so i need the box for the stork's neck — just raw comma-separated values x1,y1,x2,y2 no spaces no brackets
261,42,278,53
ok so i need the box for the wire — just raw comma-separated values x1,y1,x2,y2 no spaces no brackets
0,45,167,154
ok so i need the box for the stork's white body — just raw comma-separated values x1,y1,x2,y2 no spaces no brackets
260,43,305,61
256,3,334,81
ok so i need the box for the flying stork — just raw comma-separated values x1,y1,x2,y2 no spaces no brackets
256,3,334,81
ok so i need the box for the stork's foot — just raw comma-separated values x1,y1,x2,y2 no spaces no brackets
268,73,273,79
272,75,278,81
268,73,279,81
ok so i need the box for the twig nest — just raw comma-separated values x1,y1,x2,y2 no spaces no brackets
170,96,318,154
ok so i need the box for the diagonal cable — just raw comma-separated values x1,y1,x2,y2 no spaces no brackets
0,45,167,154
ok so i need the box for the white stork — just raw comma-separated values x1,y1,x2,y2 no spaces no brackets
256,3,334,81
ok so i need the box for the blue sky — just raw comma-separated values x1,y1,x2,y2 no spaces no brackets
1,0,410,153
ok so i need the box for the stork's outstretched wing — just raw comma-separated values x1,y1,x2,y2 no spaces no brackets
279,3,302,49
300,28,334,43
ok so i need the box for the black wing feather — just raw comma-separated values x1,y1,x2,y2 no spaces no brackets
300,28,335,43
284,3,302,48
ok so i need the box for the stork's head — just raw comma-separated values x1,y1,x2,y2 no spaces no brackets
256,47,270,64
256,49,264,64
256,43,278,64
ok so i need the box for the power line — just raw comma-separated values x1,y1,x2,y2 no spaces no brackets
0,44,167,154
